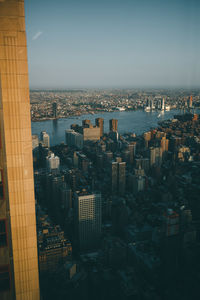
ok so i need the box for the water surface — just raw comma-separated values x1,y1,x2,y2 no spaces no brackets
31,110,183,146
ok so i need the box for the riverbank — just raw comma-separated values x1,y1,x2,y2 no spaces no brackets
31,109,183,146
31,108,176,122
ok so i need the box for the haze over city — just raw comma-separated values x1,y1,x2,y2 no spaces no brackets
25,0,200,89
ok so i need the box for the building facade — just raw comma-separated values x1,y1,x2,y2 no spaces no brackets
40,131,50,148
83,127,100,141
65,129,83,149
46,152,60,173
74,192,102,252
52,102,57,119
95,118,104,137
0,1,40,299
109,119,118,132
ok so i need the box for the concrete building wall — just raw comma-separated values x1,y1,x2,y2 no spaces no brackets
66,130,83,149
83,127,100,141
0,1,40,299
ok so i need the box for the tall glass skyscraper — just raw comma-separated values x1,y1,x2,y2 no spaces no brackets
0,1,40,299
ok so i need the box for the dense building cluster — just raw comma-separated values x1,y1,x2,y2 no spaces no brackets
37,205,72,273
32,112,200,300
30,89,200,121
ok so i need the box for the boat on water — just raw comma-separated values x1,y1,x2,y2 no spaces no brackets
158,111,164,118
145,106,151,112
165,105,170,111
117,107,126,111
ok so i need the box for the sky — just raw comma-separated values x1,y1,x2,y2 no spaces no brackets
25,0,200,89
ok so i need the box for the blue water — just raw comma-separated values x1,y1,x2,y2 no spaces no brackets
31,109,182,146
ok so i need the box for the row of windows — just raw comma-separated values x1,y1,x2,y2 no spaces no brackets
0,132,10,292
0,126,6,249
0,127,7,248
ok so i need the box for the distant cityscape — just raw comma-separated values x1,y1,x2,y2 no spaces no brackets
30,88,200,122
32,107,200,300
1,1,200,300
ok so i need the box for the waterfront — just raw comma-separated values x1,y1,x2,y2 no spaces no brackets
31,109,186,146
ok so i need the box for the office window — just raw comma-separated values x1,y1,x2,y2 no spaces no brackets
0,265,10,292
0,219,7,247
0,170,4,200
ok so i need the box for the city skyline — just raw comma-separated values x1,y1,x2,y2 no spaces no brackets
25,0,200,89
1,1,200,299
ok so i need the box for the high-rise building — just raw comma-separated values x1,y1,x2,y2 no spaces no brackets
134,165,145,177
150,99,155,110
82,119,91,128
110,162,118,193
118,162,126,196
125,142,135,164
70,121,101,142
161,97,165,110
110,161,126,196
189,95,193,108
37,207,72,273
40,131,50,148
46,152,60,173
74,192,102,251
160,136,169,154
73,151,79,168
95,118,104,137
132,175,145,194
164,209,179,237
109,119,118,132
149,147,162,167
59,183,72,212
52,102,57,118
0,1,40,299
143,131,151,148
32,135,39,150
83,127,100,141
122,150,130,164
65,129,83,149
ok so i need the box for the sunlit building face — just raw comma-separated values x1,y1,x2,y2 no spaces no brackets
0,0,40,299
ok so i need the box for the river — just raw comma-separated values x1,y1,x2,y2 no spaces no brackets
31,109,185,146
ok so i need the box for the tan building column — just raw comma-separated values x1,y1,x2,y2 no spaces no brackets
0,1,40,299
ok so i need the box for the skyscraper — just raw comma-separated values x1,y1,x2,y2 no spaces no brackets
110,162,118,193
160,136,169,154
82,119,91,128
52,102,57,118
95,118,104,137
118,162,126,196
65,129,83,149
149,147,162,167
74,192,102,252
46,152,60,173
109,119,118,132
40,131,50,148
161,97,165,111
0,1,40,299
189,95,193,108
110,161,126,196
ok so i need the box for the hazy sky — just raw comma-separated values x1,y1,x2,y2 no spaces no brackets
25,0,200,89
